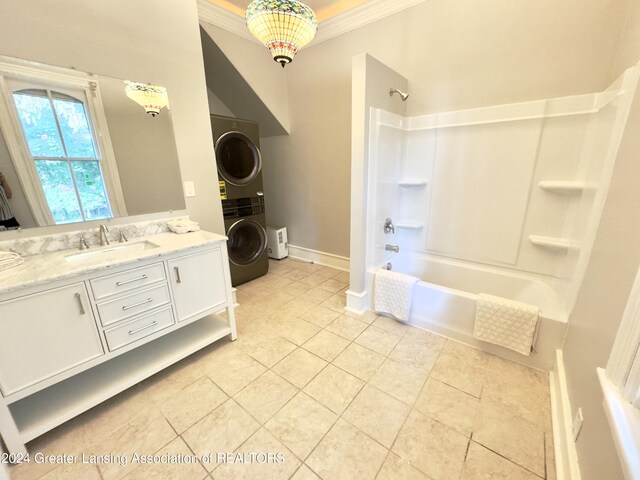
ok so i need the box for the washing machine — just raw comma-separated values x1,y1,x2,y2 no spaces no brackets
210,115,263,200
223,196,269,286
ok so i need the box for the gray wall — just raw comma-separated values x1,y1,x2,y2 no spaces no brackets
562,2,640,479
0,0,224,234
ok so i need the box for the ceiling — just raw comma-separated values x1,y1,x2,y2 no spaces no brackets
207,0,370,21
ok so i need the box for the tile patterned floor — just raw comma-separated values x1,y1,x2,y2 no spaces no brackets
8,258,556,480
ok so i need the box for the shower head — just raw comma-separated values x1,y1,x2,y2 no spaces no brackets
389,88,409,101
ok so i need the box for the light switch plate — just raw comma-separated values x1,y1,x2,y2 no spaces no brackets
184,181,196,198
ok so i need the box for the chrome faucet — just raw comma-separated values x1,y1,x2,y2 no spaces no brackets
99,224,110,246
118,228,129,243
385,244,400,253
79,234,90,250
384,218,395,234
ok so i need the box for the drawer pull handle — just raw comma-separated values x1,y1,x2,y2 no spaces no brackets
128,321,158,336
74,293,86,315
122,298,153,311
116,274,148,287
174,266,181,284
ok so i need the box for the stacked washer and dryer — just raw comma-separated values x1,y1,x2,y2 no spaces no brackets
210,115,269,286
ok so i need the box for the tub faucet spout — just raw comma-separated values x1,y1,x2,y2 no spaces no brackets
385,244,399,253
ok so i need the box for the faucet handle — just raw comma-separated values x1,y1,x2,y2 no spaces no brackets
79,234,89,250
384,218,395,234
118,229,128,243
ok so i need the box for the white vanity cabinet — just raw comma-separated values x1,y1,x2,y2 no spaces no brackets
168,249,227,322
0,235,236,456
0,283,103,397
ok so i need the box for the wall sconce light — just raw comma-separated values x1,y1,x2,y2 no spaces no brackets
246,0,318,68
124,81,170,116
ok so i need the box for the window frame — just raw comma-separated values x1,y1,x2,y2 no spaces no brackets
0,57,127,225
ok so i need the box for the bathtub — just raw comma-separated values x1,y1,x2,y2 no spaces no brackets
369,252,568,370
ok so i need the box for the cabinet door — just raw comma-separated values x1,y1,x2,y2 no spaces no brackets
168,248,227,322
0,283,104,396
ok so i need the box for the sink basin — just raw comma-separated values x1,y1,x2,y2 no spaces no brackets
65,241,160,263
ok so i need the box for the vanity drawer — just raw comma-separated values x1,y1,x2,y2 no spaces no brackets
104,306,175,351
97,283,171,327
90,263,166,300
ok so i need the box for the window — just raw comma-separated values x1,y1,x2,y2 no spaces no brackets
0,58,126,226
11,86,112,224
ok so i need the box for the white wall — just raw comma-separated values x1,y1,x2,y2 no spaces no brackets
0,0,224,234
561,2,640,479
257,0,629,257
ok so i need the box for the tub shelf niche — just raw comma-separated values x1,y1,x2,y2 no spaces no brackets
528,235,580,251
538,181,597,195
396,221,424,230
398,179,428,187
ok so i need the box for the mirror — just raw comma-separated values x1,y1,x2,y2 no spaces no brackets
0,55,185,232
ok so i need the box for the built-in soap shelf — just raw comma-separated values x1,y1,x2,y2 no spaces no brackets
398,179,428,187
528,235,580,251
396,221,424,230
538,181,597,195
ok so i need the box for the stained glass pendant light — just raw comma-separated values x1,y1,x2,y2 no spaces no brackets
246,0,318,67
124,81,170,117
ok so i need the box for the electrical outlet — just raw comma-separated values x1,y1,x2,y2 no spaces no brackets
572,407,584,441
184,181,196,198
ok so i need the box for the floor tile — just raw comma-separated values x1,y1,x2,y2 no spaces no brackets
306,419,387,480
461,441,540,480
299,273,328,288
211,428,301,479
326,315,368,340
89,410,177,480
121,437,208,480
317,278,348,293
265,392,337,460
272,348,327,388
344,310,378,324
389,336,441,372
316,266,343,279
472,397,545,477
369,357,429,405
140,357,205,404
332,342,385,381
160,377,227,433
302,330,350,362
285,281,314,296
300,287,335,304
342,384,410,448
333,271,350,283
39,464,102,480
182,399,260,472
301,305,342,327
275,318,321,346
371,315,412,336
403,328,447,348
414,378,478,437
290,464,321,479
376,452,431,480
430,351,487,398
442,340,492,368
354,325,402,356
234,371,298,424
240,333,297,368
393,409,469,480
283,268,313,281
203,349,267,396
320,293,347,313
303,365,364,414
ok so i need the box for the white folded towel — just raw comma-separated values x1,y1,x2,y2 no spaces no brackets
474,293,539,356
374,269,419,322
0,251,23,271
167,218,200,234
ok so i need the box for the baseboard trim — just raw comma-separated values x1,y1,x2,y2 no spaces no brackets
288,244,350,271
550,349,582,480
346,289,369,314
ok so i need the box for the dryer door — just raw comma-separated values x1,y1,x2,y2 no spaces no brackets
227,218,267,266
215,131,262,186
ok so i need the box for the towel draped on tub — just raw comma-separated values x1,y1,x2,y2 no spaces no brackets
374,269,419,322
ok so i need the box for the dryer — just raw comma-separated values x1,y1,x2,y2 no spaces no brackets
210,115,264,200
222,197,269,286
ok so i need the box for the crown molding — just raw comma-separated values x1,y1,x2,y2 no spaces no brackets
196,0,256,43
196,0,427,46
313,0,427,44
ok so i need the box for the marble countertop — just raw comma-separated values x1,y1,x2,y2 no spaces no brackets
0,230,227,296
